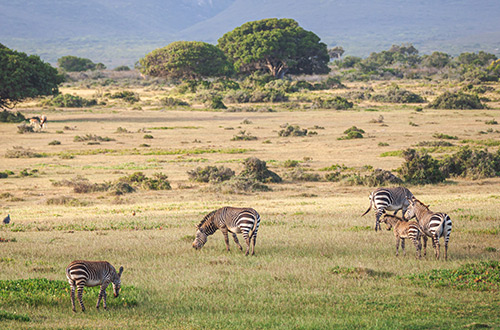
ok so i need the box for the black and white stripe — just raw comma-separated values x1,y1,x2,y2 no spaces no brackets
361,187,414,231
381,214,422,258
405,197,452,260
66,260,124,312
192,207,260,256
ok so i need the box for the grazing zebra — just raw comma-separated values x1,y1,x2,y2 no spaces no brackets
66,260,124,312
381,214,422,258
361,187,414,231
405,197,452,260
192,207,260,256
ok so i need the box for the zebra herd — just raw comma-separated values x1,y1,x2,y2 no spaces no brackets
66,189,450,312
362,187,453,260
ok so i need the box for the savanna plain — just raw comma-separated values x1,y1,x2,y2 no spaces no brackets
1,77,500,329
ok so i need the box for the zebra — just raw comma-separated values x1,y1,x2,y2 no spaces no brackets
66,260,124,312
361,187,414,231
404,196,452,260
192,207,260,256
381,214,422,258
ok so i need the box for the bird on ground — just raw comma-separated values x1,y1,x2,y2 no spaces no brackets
3,214,10,224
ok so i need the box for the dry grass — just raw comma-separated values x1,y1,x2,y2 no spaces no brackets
1,79,499,329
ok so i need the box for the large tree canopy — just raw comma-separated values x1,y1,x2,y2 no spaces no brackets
0,44,63,109
139,41,234,80
218,18,330,78
57,55,105,72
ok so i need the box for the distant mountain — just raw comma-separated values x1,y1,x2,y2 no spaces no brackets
1,0,499,67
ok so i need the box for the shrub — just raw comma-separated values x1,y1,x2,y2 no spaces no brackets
216,176,271,194
46,196,87,206
74,134,115,142
339,126,365,140
107,91,140,103
428,91,484,109
208,95,227,109
40,94,97,107
17,123,34,134
286,167,322,182
433,133,458,140
231,130,257,141
239,157,282,183
279,125,308,137
48,140,61,145
283,160,300,168
398,149,446,184
5,146,43,158
440,147,500,179
118,172,171,190
188,166,235,183
161,97,189,107
0,110,26,123
362,169,403,186
312,96,353,109
371,85,426,103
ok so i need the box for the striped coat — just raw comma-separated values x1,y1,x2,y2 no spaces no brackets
362,187,414,231
192,207,260,256
405,197,452,260
66,260,124,312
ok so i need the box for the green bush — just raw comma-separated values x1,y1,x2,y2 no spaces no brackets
41,94,98,107
239,157,282,183
312,96,354,109
371,85,426,103
208,95,227,109
279,125,308,137
286,167,322,182
0,110,26,123
188,166,235,183
440,147,500,179
398,149,446,184
339,126,365,140
161,97,189,107
231,130,257,141
118,172,171,190
107,91,140,103
428,91,484,109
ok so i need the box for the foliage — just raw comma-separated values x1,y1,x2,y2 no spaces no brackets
218,18,330,78
139,41,234,79
286,167,322,182
428,91,484,109
398,149,446,184
119,172,171,190
239,157,282,183
17,123,35,134
406,261,500,291
312,96,354,109
106,90,139,103
208,94,227,109
161,97,189,107
0,310,30,322
188,166,235,183
74,134,115,142
5,146,44,158
40,93,98,107
339,126,365,140
440,147,500,179
231,130,257,141
1,46,63,109
371,85,425,103
57,55,102,72
0,110,26,123
278,125,308,137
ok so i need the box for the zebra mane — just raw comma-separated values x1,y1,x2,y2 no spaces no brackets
413,197,430,210
197,210,217,229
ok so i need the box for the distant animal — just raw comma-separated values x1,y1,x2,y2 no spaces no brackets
192,207,260,256
405,197,452,260
2,214,10,224
381,214,422,258
66,260,124,312
29,117,41,130
40,114,47,129
361,187,414,231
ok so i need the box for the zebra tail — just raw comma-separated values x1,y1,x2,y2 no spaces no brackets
248,213,260,239
361,202,372,217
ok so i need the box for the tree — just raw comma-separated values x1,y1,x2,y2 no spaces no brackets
57,55,99,72
139,41,234,80
0,44,63,109
421,52,451,69
218,18,330,79
328,46,345,60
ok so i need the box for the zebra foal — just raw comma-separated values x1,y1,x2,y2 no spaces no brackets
381,214,422,258
66,260,124,312
361,187,414,231
405,197,452,260
192,207,260,256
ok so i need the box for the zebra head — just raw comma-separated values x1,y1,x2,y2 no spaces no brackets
380,214,393,231
192,226,208,250
112,266,124,297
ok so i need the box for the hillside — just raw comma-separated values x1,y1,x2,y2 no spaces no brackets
1,0,499,67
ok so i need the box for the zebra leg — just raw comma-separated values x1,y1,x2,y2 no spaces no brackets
249,235,257,256
77,284,85,312
221,228,230,251
413,237,421,259
244,235,251,256
375,210,383,231
395,237,400,256
401,238,406,256
102,286,108,310
97,283,108,309
433,235,440,259
232,233,243,251
70,284,76,312
444,236,449,260
422,236,428,256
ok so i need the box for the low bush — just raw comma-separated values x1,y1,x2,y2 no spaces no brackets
5,146,44,158
428,91,484,109
312,96,354,109
0,110,26,123
398,149,446,184
231,130,258,141
46,196,88,206
40,94,97,107
118,172,171,190
17,123,34,134
74,134,115,142
371,85,426,103
161,97,189,107
239,157,282,183
339,126,365,140
286,167,322,182
440,147,500,179
188,166,235,183
279,125,308,137
107,90,140,103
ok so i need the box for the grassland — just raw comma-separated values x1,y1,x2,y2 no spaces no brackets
1,78,499,329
